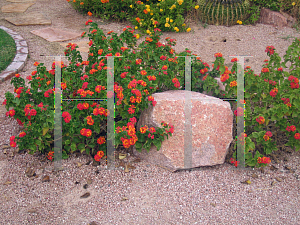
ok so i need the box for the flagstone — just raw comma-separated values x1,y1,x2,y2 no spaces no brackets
60,40,90,53
1,2,35,13
6,0,36,2
5,13,51,26
30,27,82,42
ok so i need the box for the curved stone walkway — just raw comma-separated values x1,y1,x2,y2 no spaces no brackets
0,26,28,84
0,0,86,84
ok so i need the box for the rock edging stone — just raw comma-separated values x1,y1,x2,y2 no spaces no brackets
0,26,28,85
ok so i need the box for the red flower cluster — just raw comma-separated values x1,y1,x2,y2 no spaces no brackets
230,158,239,167
286,125,296,132
172,77,181,88
94,150,104,162
85,19,93,26
264,79,277,86
269,87,278,97
280,97,292,108
62,111,72,123
265,46,275,55
263,131,272,141
80,128,92,137
47,151,54,161
256,116,265,125
234,107,244,117
257,156,271,164
288,75,299,89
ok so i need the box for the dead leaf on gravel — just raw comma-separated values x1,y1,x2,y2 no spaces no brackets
271,181,277,186
77,162,82,167
89,222,98,225
80,192,90,198
3,149,7,154
119,153,127,160
83,184,88,189
270,165,278,171
259,167,265,174
27,209,38,214
210,202,216,207
241,179,251,185
41,175,50,182
275,177,282,182
121,197,128,201
119,160,125,168
4,181,12,185
9,152,14,157
251,174,258,178
92,160,100,167
127,163,136,170
284,165,292,170
40,156,47,162
87,179,92,185
2,145,10,149
124,164,129,173
132,158,141,163
25,168,36,178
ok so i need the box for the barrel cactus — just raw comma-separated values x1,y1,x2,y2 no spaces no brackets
196,0,251,26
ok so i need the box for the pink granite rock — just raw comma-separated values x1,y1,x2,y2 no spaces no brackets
132,90,233,171
258,8,297,29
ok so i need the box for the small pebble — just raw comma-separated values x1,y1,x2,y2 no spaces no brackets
80,192,90,199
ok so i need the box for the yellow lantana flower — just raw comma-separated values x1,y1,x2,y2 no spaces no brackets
177,0,183,5
146,8,150,12
130,5,133,8
136,34,140,39
187,28,191,32
182,23,186,27
146,30,151,34
160,9,163,12
135,26,138,29
170,19,173,23
166,17,169,22
195,5,199,9
150,13,153,15
165,23,170,27
174,27,179,32
292,2,296,6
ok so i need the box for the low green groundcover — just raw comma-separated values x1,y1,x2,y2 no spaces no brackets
0,28,16,74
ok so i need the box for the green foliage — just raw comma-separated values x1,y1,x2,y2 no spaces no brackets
196,0,251,26
0,29,16,74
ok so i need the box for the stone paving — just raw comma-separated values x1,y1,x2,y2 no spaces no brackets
0,0,89,84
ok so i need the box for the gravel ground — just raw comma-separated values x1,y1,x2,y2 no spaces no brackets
0,0,300,224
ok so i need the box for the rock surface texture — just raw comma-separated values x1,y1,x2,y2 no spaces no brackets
258,8,297,29
133,90,233,171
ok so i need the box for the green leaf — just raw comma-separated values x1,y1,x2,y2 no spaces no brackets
64,140,70,145
71,143,77,152
135,142,143,149
88,143,96,148
35,139,41,146
42,127,49,136
78,143,85,150
152,138,162,151
252,132,259,138
80,147,85,153
15,98,20,105
219,65,225,75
